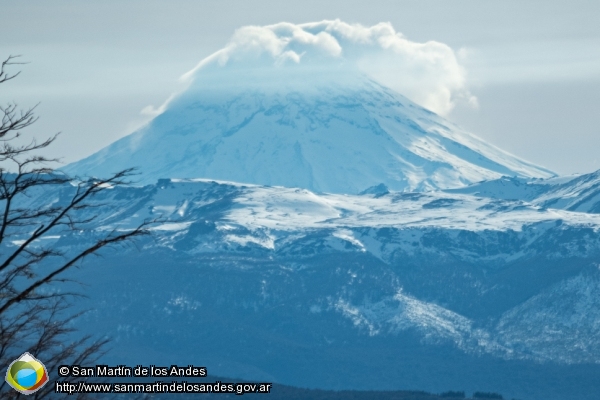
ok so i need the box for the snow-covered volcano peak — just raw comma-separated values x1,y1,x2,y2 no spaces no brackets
63,20,555,192
63,73,554,193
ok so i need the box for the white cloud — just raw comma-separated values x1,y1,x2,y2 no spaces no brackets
180,20,475,116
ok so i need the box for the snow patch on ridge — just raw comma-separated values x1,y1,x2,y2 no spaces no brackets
333,289,512,358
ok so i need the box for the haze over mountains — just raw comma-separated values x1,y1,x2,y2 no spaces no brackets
44,20,600,400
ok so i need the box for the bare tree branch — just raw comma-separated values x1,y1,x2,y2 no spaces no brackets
0,222,151,315
0,55,154,399
0,55,27,84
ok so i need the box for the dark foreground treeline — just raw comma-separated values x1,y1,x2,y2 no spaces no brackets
133,377,510,400
105,376,508,400
225,385,506,400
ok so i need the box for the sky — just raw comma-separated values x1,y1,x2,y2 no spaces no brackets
1,0,599,176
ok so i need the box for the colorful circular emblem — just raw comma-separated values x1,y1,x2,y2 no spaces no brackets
5,352,49,395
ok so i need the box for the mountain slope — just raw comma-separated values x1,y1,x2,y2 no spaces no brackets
16,178,600,400
16,179,600,356
447,169,600,213
10,179,600,400
63,77,554,193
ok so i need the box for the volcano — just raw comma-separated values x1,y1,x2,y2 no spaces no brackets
63,73,553,193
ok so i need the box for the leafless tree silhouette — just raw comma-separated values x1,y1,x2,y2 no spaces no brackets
0,55,152,399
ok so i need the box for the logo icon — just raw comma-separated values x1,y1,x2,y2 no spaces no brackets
5,352,49,395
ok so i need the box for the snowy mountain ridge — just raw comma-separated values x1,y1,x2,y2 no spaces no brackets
19,177,600,259
9,170,600,400
447,169,600,213
14,177,600,353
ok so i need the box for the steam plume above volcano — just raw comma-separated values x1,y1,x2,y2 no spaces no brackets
177,20,476,116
